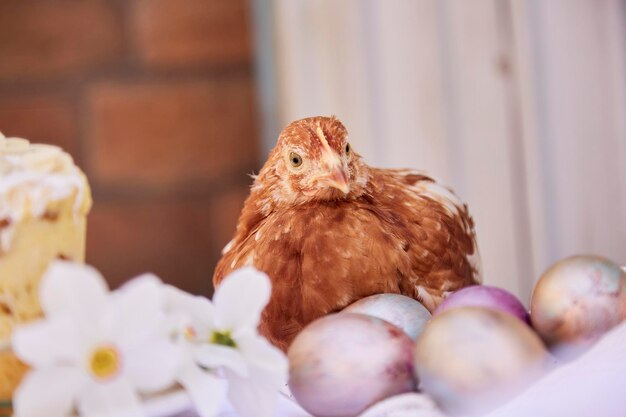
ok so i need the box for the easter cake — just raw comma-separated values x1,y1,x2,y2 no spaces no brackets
0,133,92,400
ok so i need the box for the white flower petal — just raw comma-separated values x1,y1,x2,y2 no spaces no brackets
39,261,108,320
193,344,248,377
12,315,86,367
124,338,181,393
224,367,281,417
236,332,288,377
162,285,216,331
105,275,163,348
177,361,228,417
77,378,144,417
213,267,271,331
14,367,85,417
161,310,191,345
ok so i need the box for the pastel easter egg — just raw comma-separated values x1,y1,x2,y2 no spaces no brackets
344,294,431,340
288,313,416,417
415,307,547,413
531,254,626,346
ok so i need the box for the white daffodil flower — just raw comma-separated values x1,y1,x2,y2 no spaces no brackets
12,261,180,417
163,267,288,417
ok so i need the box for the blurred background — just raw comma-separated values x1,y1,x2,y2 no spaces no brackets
0,0,624,301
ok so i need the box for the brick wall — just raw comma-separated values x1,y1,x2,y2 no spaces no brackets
0,0,258,295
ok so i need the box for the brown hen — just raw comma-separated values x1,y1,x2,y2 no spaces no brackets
214,116,481,351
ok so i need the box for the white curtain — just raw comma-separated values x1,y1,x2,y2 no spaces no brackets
253,0,626,301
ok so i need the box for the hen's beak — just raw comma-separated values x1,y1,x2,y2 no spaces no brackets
327,166,350,194
320,146,350,194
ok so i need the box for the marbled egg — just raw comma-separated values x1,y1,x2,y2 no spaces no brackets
414,307,547,413
288,313,416,417
435,285,529,324
343,294,431,340
531,254,626,346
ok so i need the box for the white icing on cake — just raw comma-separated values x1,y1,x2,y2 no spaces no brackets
0,132,88,251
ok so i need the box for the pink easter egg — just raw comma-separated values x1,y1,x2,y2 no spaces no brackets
288,313,416,417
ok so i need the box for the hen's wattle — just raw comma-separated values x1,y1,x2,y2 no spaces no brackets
213,116,481,351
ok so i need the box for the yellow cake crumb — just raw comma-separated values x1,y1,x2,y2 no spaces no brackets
0,133,92,402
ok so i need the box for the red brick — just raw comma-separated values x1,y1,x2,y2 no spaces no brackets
87,199,217,296
209,185,250,254
0,94,79,158
0,1,123,81
132,0,252,68
86,78,258,188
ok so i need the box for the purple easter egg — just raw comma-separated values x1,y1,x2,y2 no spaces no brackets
435,285,529,324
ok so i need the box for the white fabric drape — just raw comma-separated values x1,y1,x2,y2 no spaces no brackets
255,0,626,301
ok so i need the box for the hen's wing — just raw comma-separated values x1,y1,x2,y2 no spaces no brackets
366,168,481,310
213,195,314,350
213,187,267,284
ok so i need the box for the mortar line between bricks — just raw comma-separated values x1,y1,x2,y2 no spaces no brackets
0,65,253,96
91,174,255,203
111,0,137,72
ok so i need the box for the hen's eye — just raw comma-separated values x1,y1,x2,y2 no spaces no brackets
289,152,303,167
345,143,351,154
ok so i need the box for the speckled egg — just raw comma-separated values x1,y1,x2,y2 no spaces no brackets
435,285,529,324
343,294,432,340
414,307,547,413
531,255,626,346
288,313,416,417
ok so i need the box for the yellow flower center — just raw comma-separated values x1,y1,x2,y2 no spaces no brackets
89,346,121,380
211,331,237,348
